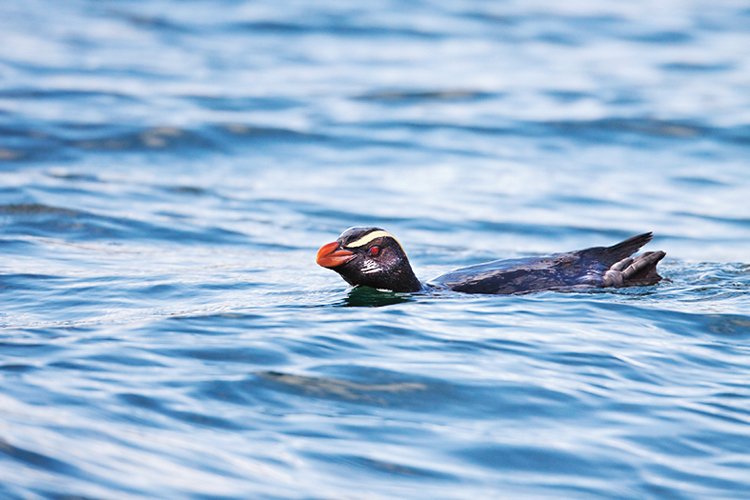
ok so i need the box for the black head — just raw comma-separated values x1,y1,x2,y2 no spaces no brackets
316,227,422,293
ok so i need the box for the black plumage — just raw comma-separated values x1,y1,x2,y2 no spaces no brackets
317,227,666,295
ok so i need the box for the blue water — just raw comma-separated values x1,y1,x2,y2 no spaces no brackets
2,0,750,497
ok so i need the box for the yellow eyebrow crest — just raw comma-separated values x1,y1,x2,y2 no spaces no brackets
345,230,397,249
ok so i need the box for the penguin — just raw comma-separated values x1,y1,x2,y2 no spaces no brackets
316,227,665,294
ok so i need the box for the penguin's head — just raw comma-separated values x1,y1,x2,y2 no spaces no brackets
316,227,421,293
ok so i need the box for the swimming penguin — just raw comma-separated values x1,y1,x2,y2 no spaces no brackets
316,227,665,294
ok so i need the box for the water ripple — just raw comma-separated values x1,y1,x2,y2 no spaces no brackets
1,0,749,498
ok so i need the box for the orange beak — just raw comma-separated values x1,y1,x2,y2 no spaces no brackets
316,241,355,268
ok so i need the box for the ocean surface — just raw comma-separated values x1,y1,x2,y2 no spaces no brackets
1,0,750,498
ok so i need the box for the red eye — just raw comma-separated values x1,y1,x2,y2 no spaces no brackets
368,246,381,257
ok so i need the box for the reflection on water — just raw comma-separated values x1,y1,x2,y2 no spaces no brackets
340,287,416,307
258,371,427,403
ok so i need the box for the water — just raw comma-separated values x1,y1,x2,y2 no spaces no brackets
1,0,750,497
